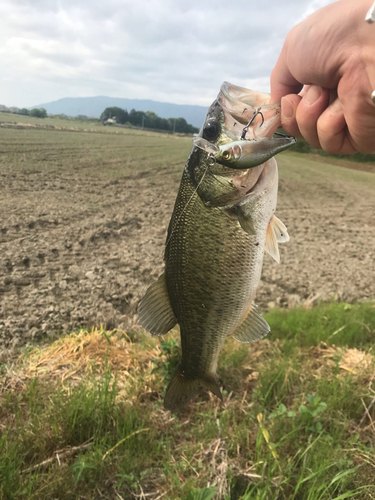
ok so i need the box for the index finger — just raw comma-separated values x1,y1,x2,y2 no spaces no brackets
270,47,303,103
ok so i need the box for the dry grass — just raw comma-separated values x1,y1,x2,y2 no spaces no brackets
22,328,158,381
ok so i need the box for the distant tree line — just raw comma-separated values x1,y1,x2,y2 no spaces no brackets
0,107,47,118
290,137,375,164
100,106,199,134
29,108,47,118
0,108,99,122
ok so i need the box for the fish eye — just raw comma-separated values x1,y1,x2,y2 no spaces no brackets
203,120,220,141
223,150,230,159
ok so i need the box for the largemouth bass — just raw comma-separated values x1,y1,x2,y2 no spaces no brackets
138,82,295,411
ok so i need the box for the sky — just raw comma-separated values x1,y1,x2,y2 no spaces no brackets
0,0,334,108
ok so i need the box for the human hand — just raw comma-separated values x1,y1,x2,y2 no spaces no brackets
270,0,375,154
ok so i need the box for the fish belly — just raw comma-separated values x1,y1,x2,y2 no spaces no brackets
165,176,265,379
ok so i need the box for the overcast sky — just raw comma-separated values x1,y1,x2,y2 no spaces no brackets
0,0,334,108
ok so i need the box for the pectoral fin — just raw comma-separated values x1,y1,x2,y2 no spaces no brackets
138,273,176,336
265,220,280,263
272,215,289,243
264,215,289,263
232,302,270,343
236,207,256,235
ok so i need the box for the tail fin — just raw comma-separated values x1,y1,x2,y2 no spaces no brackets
164,366,223,411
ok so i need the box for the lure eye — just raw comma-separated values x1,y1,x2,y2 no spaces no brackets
222,150,230,159
203,120,220,141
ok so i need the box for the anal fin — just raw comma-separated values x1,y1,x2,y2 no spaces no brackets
232,302,270,343
138,273,176,336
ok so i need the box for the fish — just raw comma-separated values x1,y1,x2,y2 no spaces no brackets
138,82,295,411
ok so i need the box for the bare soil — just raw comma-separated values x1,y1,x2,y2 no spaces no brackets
1,121,375,350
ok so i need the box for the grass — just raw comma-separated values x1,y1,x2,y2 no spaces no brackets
1,302,375,499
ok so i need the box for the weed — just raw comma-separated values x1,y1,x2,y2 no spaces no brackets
298,394,327,433
70,456,96,484
185,486,217,500
268,403,296,419
152,338,180,386
268,394,327,434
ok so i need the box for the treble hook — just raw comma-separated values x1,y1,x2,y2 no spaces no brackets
241,107,264,140
273,131,294,139
207,153,217,166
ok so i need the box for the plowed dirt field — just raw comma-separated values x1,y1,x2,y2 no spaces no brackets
1,117,375,350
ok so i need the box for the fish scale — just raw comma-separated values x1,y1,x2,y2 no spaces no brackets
166,173,260,373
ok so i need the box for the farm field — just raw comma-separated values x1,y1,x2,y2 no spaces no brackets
1,116,375,349
1,116,375,499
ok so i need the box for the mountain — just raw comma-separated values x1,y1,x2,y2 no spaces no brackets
31,96,207,128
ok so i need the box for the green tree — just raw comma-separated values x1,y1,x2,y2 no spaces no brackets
99,106,198,133
30,108,47,118
100,107,129,124
144,111,172,131
129,109,145,127
171,117,198,134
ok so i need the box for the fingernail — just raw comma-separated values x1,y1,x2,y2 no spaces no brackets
304,85,322,105
281,97,294,120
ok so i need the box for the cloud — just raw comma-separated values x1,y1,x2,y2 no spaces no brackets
0,0,334,107
299,0,334,20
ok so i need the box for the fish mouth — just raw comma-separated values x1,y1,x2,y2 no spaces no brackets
210,82,294,192
218,81,282,141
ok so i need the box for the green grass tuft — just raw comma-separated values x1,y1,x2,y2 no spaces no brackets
265,301,375,348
